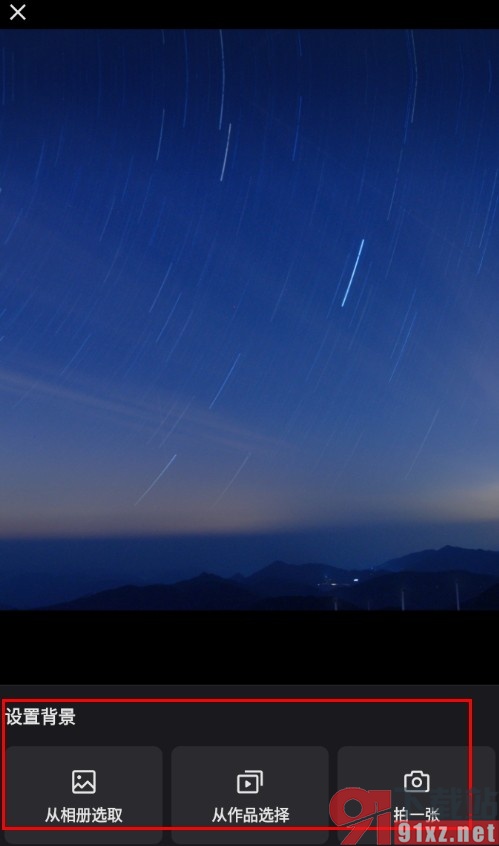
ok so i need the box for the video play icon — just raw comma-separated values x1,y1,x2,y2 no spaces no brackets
236,769,263,794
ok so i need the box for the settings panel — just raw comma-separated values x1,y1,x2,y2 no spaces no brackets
0,686,497,846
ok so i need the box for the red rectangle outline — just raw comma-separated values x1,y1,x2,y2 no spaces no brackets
1,698,473,832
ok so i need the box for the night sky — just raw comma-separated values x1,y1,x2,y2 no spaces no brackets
1,29,499,574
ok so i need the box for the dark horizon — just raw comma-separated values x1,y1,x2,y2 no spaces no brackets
2,521,499,578
3,535,499,610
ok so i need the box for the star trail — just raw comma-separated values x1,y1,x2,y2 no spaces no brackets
1,29,499,573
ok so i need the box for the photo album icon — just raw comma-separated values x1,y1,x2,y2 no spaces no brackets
72,770,96,794
237,770,264,794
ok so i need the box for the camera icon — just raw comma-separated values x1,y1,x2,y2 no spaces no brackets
403,770,430,792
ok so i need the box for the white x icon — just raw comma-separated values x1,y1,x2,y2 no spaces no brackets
10,3,26,19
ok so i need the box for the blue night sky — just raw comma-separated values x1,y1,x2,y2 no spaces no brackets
1,29,499,574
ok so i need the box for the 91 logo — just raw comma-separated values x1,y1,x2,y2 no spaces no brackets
330,788,393,844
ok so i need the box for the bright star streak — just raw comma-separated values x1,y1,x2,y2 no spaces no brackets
156,107,165,161
212,452,252,507
218,29,225,131
134,454,177,506
341,239,365,307
220,122,232,182
405,410,440,479
149,263,172,313
209,353,241,409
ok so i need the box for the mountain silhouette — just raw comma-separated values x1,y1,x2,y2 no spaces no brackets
44,573,256,610
336,569,496,610
380,545,499,575
242,560,368,596
7,545,499,611
463,583,499,610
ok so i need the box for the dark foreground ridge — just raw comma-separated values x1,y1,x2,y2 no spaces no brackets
22,546,499,610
